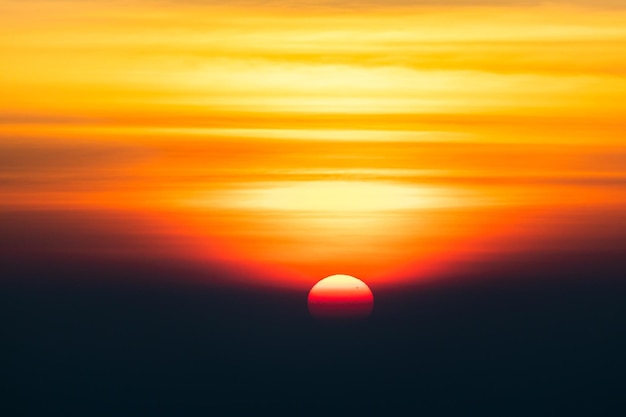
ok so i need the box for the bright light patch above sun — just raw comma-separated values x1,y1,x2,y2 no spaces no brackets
214,181,458,212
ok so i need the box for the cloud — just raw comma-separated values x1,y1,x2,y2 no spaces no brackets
156,0,626,9
4,0,625,8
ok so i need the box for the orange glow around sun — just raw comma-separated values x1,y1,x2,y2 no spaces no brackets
1,0,626,291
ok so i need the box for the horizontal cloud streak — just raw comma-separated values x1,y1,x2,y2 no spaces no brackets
4,0,625,8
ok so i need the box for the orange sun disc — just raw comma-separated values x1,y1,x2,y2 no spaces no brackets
307,274,374,320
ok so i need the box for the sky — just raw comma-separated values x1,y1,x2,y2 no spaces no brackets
1,0,625,290
3,1,626,414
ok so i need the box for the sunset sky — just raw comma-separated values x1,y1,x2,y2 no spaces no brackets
4,2,626,415
2,0,625,290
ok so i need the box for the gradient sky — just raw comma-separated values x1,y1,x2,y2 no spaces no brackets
1,0,625,289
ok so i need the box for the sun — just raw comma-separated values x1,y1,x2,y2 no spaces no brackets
307,274,374,320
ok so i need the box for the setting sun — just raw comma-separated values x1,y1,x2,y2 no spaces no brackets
3,0,626,412
308,274,374,320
